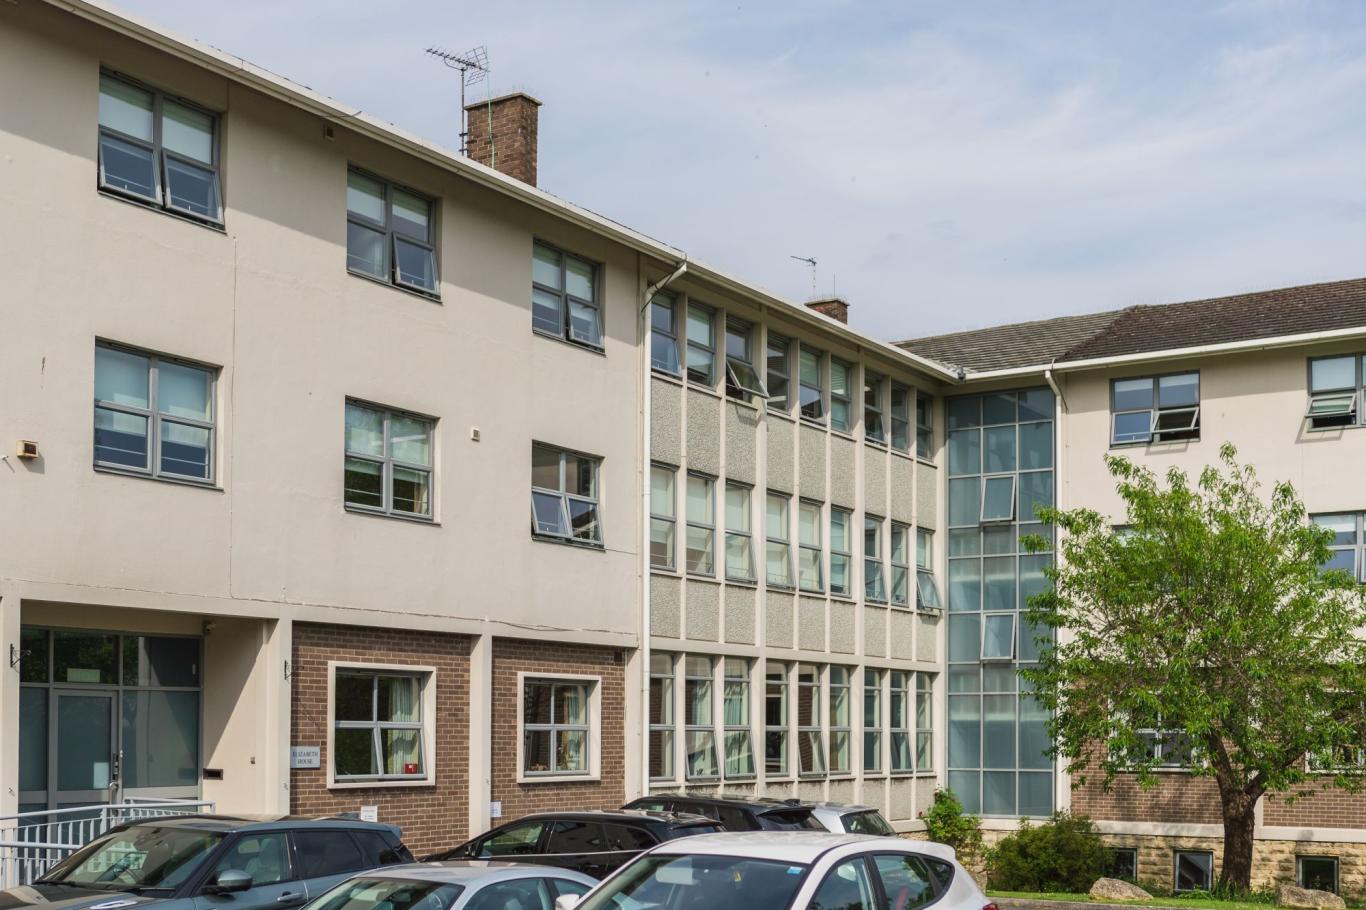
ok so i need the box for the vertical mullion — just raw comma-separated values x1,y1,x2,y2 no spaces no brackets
148,358,161,476
371,676,383,777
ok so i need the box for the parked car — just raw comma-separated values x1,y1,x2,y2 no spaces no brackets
423,811,721,879
300,862,597,910
10,815,412,910
621,794,825,831
556,831,992,910
808,802,898,836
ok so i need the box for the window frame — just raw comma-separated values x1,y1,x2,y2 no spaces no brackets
865,515,888,603
519,674,600,780
650,294,681,376
798,499,825,593
767,333,792,414
327,661,435,788
649,463,677,571
531,240,603,351
344,400,436,521
648,653,677,782
684,656,719,781
724,482,756,583
797,664,826,777
97,70,223,226
980,474,1017,523
890,671,913,774
1297,856,1340,895
766,491,794,589
1307,355,1365,430
916,672,934,772
685,303,717,388
890,522,912,608
685,472,717,576
981,612,1017,661
1110,372,1201,446
828,667,852,775
530,443,603,546
724,318,768,402
863,668,884,774
799,347,827,424
93,341,218,486
830,507,853,598
890,383,913,452
765,663,790,778
722,659,756,779
1173,850,1214,894
830,358,854,433
864,370,887,445
916,393,935,459
345,167,440,299
1312,512,1366,584
915,527,944,613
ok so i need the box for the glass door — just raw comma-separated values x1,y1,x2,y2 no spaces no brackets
53,690,119,807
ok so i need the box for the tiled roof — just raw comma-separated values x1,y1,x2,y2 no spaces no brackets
896,277,1366,372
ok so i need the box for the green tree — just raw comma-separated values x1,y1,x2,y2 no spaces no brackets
1023,444,1366,893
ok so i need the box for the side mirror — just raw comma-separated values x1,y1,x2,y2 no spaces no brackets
209,870,253,894
554,896,580,910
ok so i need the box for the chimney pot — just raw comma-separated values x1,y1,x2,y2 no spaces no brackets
805,297,849,324
464,91,542,186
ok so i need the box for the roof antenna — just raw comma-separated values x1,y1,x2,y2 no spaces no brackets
425,45,489,156
790,255,817,297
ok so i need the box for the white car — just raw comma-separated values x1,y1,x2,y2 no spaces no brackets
556,831,994,910
808,802,898,836
303,861,599,910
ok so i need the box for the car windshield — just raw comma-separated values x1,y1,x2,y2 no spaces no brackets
842,811,895,836
307,877,465,910
576,853,808,910
43,825,224,893
758,810,823,831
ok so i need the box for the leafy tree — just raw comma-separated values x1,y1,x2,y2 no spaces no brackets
1022,444,1366,892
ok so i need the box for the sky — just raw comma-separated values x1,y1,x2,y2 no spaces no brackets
114,0,1366,341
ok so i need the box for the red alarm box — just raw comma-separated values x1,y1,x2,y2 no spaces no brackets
404,762,419,775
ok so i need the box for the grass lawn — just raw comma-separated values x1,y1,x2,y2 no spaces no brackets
987,892,1288,910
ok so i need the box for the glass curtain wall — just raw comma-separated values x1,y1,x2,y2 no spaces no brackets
945,388,1055,816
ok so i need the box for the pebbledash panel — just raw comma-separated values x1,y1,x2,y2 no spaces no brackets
944,387,1056,817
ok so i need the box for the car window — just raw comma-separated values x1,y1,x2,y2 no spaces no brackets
464,878,552,910
602,824,655,851
478,821,547,858
574,854,807,910
293,831,366,878
844,812,896,836
810,858,877,910
550,879,592,899
663,824,723,840
628,800,668,812
759,809,823,831
352,831,409,866
545,820,607,854
43,826,224,893
206,833,292,889
718,808,751,830
871,855,938,910
680,802,721,821
308,876,464,910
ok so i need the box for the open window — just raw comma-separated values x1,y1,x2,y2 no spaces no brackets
1111,373,1200,444
981,613,1016,660
725,318,768,401
1307,356,1362,430
980,476,1016,523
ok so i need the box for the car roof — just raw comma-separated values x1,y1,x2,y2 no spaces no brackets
810,803,878,814
637,794,815,812
649,831,954,864
356,862,597,886
115,814,402,836
514,809,713,826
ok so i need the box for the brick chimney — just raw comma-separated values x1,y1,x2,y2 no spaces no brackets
464,92,541,186
806,297,849,324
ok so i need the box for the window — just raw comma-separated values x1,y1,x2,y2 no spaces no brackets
917,393,935,458
649,654,675,781
293,831,366,878
522,678,592,775
1307,355,1364,429
981,613,1016,661
98,73,221,223
916,673,934,770
1298,856,1339,895
333,669,427,781
650,465,677,570
767,334,791,413
532,241,602,349
890,383,912,452
870,854,940,910
916,528,943,612
1174,851,1213,893
724,319,767,401
865,516,887,602
94,343,215,483
864,669,883,773
831,359,853,432
346,169,438,295
811,857,877,910
684,657,718,779
865,371,887,443
1111,373,1200,445
765,664,789,776
1308,693,1366,771
980,475,1017,522
724,483,756,582
800,348,825,422
766,493,793,588
476,820,547,858
890,523,911,607
831,508,853,597
530,444,601,544
890,671,912,772
1313,513,1365,581
1130,713,1195,768
344,401,434,519
829,667,851,773
686,474,716,575
1109,848,1138,881
207,833,291,887
797,664,825,775
798,500,824,592
466,880,553,910
686,304,716,387
722,660,755,778
650,295,681,375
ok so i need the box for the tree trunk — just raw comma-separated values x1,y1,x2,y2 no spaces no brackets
1218,795,1257,893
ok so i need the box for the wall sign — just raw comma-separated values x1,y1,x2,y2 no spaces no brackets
360,806,378,823
490,801,502,819
290,746,321,769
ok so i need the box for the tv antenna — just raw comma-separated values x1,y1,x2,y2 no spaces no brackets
790,255,817,296
425,45,489,155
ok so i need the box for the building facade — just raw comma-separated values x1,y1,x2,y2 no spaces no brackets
4,0,1366,894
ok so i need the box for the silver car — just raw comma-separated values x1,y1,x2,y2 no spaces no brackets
301,862,598,910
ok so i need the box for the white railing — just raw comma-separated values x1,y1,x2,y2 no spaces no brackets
0,798,216,889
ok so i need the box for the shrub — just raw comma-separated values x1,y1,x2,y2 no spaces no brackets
985,812,1108,892
921,789,983,863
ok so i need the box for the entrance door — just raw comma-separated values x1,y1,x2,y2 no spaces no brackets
52,690,119,808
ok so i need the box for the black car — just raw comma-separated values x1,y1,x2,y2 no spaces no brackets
6,816,412,910
423,810,720,879
622,793,826,831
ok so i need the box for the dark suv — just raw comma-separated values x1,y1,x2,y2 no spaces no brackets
622,794,825,831
423,810,720,879
9,816,412,910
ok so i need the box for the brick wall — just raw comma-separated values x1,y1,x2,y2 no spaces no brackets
1264,780,1366,828
290,623,472,856
489,638,627,824
1069,759,1222,824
